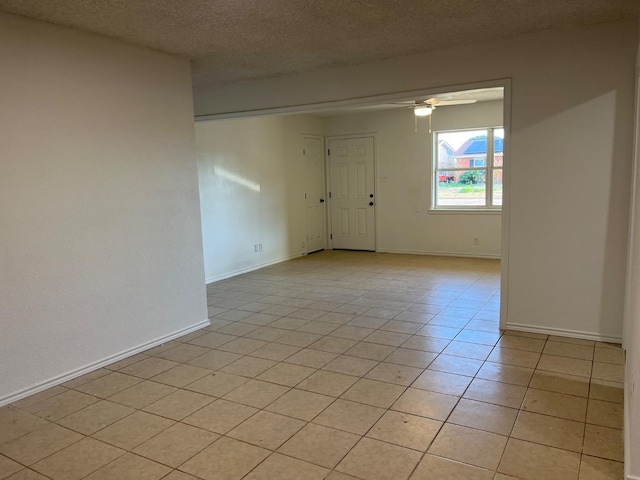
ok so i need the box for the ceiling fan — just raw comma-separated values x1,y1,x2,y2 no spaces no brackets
391,96,477,132
395,97,477,113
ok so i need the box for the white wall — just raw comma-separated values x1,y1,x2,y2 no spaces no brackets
196,115,325,283
0,14,208,404
324,101,503,257
194,20,637,341
623,29,640,480
626,150,640,477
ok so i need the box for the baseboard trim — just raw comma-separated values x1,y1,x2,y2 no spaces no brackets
0,319,211,407
205,253,303,284
505,322,622,344
626,475,640,480
377,248,501,260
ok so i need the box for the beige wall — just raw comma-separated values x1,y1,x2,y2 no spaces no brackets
623,26,640,480
195,20,637,342
0,14,207,404
196,115,325,282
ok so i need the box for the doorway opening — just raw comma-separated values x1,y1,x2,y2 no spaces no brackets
195,79,510,329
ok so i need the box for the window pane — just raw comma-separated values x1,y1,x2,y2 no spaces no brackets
437,170,486,206
437,130,488,170
494,128,504,167
492,169,503,206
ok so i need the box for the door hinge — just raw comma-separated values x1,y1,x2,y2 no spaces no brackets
327,149,330,156
329,192,332,199
303,148,306,155
330,233,333,240
304,193,307,199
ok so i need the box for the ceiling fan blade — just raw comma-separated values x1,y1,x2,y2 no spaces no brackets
431,99,477,106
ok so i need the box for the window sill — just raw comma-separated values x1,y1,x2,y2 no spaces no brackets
428,208,502,215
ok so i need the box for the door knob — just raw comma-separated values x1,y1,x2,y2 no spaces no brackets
369,202,374,206
320,199,325,203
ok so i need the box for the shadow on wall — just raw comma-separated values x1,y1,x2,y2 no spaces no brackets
508,89,631,340
603,88,635,338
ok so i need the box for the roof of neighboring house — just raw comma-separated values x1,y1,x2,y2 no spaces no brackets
454,136,504,157
439,140,455,154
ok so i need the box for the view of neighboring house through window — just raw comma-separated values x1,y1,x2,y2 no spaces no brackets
434,128,504,209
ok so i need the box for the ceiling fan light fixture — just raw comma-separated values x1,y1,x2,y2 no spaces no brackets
414,105,433,116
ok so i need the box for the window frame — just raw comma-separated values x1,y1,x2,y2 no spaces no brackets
431,126,503,212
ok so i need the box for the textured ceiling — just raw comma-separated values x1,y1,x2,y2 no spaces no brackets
0,0,637,86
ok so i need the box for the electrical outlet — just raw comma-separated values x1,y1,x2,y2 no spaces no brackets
473,237,479,245
259,243,263,252
254,244,259,252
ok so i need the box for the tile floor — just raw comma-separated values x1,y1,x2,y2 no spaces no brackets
0,251,626,480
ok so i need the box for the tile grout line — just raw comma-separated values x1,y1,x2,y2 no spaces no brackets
3,252,624,480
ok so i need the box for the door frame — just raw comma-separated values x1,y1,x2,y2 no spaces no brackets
325,133,378,252
302,134,328,254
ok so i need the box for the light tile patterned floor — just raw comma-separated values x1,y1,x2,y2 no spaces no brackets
0,251,625,480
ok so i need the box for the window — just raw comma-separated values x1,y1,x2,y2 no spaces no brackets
433,128,503,209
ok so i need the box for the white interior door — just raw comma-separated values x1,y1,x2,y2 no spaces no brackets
329,137,376,251
304,136,326,253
